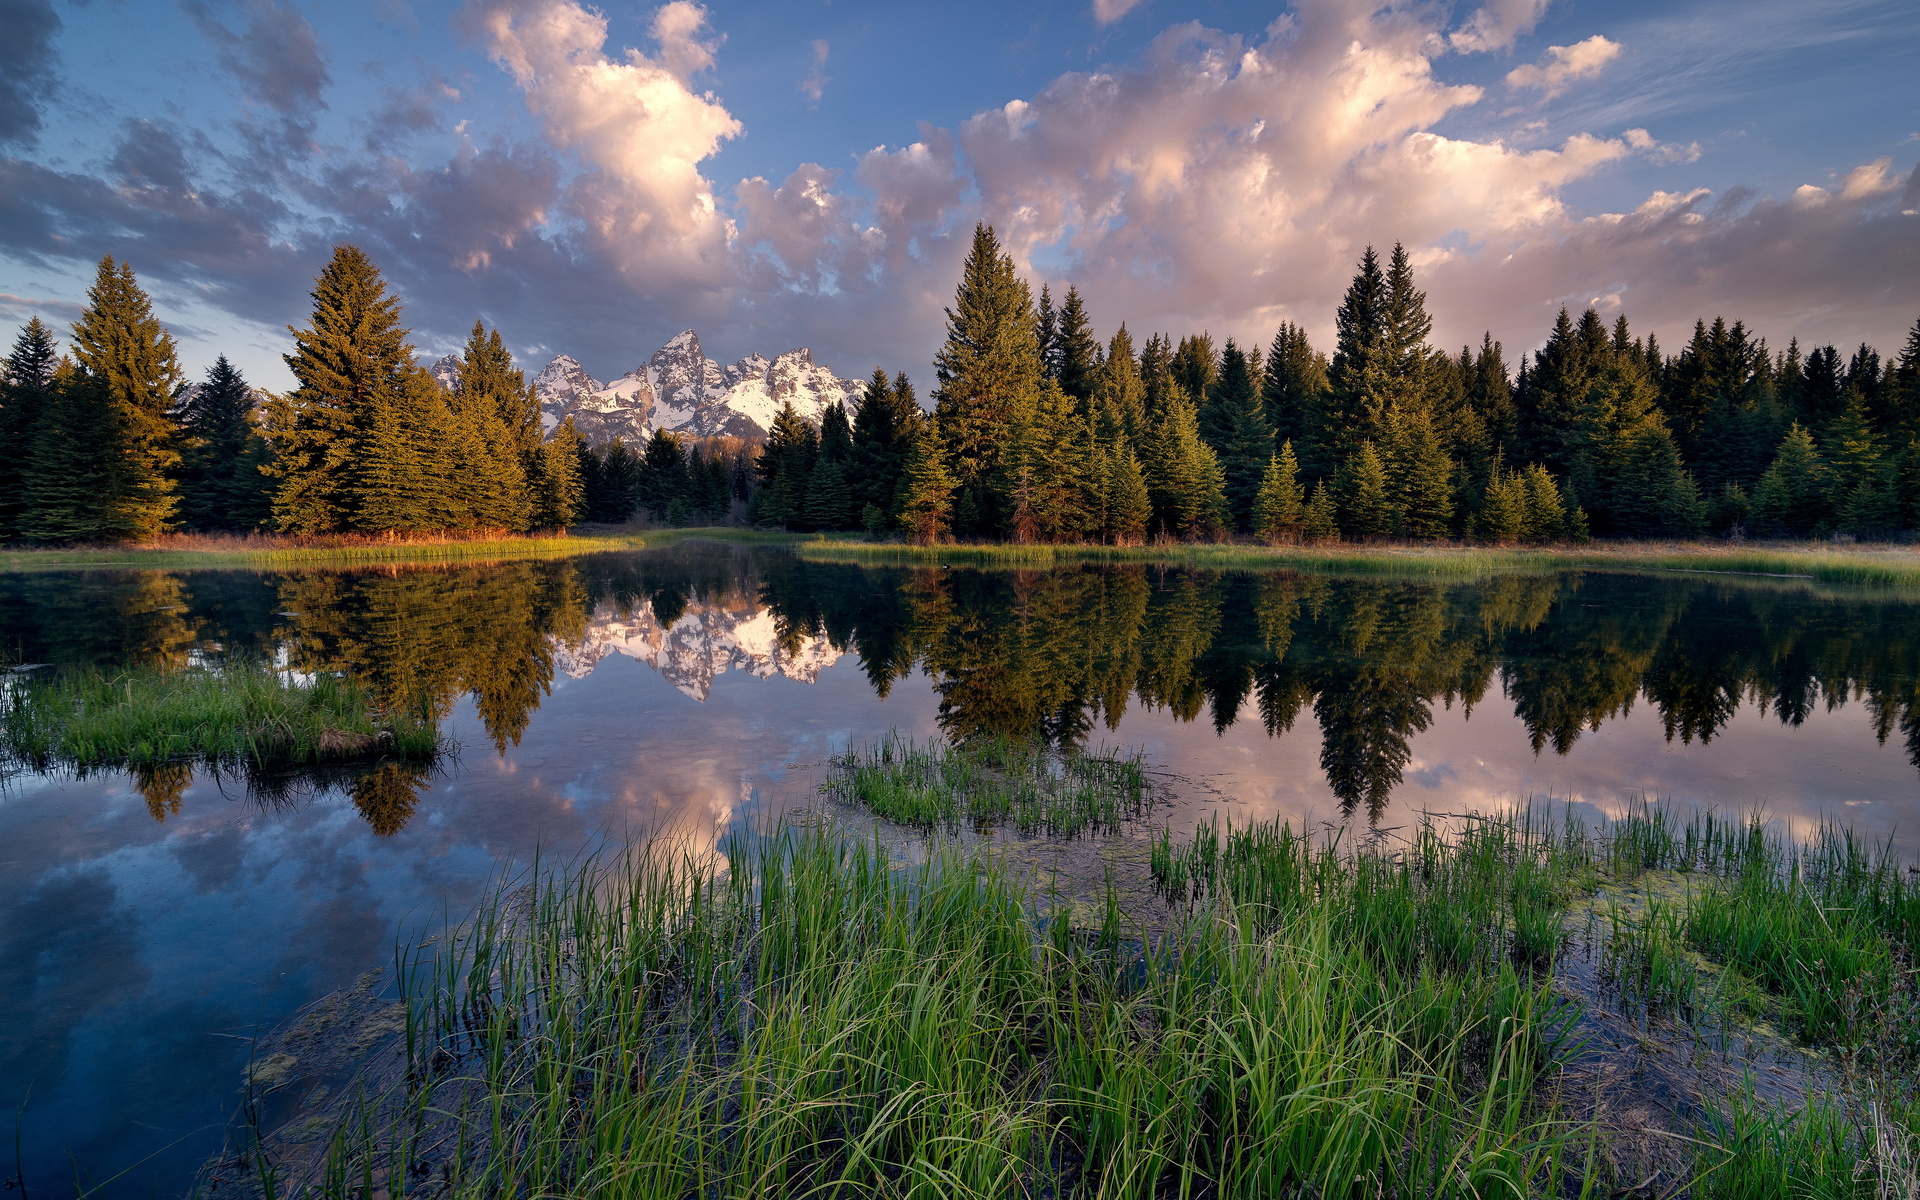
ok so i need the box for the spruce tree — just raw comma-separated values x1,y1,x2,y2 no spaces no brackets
1300,480,1339,542
177,355,272,531
755,402,817,528
268,246,431,534
1251,442,1305,544
530,418,585,529
1054,285,1099,403
1477,465,1529,544
1749,423,1830,536
1036,284,1058,380
1170,334,1218,411
0,317,59,539
1520,465,1569,541
1322,247,1391,466
451,322,535,531
1199,338,1273,529
1339,441,1395,540
1141,391,1227,538
637,429,688,520
1103,441,1151,544
1093,325,1146,443
69,256,182,536
1610,425,1705,537
894,425,954,545
1262,322,1328,450
26,366,153,543
1383,410,1453,539
932,224,1043,535
1379,242,1433,412
808,408,857,531
850,370,916,513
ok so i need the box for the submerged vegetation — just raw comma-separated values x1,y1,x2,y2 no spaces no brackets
1,661,439,772
239,740,1920,1198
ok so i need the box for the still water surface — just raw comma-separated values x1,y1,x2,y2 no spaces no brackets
5,543,1920,1194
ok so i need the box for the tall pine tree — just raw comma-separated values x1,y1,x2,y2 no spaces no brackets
68,256,183,537
177,356,272,531
0,318,59,539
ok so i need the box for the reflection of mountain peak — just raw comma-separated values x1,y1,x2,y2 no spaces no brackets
557,600,840,699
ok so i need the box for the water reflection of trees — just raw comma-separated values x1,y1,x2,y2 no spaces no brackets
12,550,1920,828
755,562,1920,817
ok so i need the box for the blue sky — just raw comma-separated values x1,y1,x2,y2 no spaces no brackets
2,0,1916,390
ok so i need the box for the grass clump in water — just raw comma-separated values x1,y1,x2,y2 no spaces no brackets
277,822,1588,1198
827,733,1153,836
2,662,440,770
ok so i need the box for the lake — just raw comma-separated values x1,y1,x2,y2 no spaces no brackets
5,541,1920,1195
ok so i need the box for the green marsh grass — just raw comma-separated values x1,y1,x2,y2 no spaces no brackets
1,662,439,769
288,822,1591,1199
828,733,1153,835
796,536,1920,589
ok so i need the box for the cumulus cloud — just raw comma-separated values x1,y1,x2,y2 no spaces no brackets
3,0,1915,389
1092,0,1148,26
461,0,740,289
1505,35,1622,99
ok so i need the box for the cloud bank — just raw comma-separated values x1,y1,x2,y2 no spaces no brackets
0,0,1914,385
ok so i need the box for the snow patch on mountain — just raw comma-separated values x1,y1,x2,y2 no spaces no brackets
534,330,863,446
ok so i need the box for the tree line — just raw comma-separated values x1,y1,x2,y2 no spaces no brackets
0,247,584,543
758,223,1920,545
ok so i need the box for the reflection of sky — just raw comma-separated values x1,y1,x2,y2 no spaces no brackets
7,593,1920,1195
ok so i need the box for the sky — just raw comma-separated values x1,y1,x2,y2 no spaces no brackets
1,0,1917,392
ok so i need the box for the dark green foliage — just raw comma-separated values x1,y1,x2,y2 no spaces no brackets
1383,411,1453,539
1252,442,1304,544
1053,285,1098,402
1141,389,1227,538
1749,424,1830,536
177,356,273,531
1338,441,1396,540
754,401,818,529
1323,247,1391,465
636,429,688,520
1170,332,1217,411
25,367,157,543
581,437,641,522
850,370,921,519
450,322,535,531
932,224,1042,534
1262,321,1327,451
529,418,584,529
69,256,182,535
1093,324,1145,443
894,424,953,544
0,317,59,539
804,457,857,530
1199,338,1273,529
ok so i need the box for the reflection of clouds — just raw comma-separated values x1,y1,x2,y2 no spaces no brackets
1115,688,1920,855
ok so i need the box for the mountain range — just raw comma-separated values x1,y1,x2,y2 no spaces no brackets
554,594,842,700
429,329,865,446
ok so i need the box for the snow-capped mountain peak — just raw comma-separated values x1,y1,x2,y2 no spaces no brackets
532,330,862,446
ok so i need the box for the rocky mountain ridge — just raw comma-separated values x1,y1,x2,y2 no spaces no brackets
554,596,842,700
431,330,864,447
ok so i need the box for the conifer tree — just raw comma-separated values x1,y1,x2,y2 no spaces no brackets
67,257,183,536
1252,442,1305,544
1199,338,1273,528
1139,333,1181,421
1093,325,1146,443
1464,333,1516,459
1054,286,1099,403
1339,441,1396,540
1170,334,1218,412
530,418,584,528
754,402,818,528
1300,480,1339,542
0,317,59,539
1262,322,1328,450
1609,425,1705,537
1520,464,1569,541
1003,380,1086,542
582,437,641,522
1036,284,1058,380
1749,423,1830,536
894,425,954,545
637,429,688,520
1476,463,1529,543
1102,441,1151,544
26,366,154,543
177,355,272,530
451,322,534,530
850,370,917,515
932,224,1042,535
1141,391,1227,538
1379,242,1433,412
1322,247,1391,466
267,245,442,534
807,404,858,530
1383,410,1453,539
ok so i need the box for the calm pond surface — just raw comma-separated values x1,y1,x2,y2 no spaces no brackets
6,542,1920,1194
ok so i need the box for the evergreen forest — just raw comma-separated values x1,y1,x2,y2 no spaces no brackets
5,230,1919,546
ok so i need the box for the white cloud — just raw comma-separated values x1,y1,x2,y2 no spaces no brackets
1450,0,1553,53
462,0,740,288
1505,35,1622,99
1092,0,1147,26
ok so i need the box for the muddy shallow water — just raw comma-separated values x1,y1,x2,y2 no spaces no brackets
5,543,1919,1195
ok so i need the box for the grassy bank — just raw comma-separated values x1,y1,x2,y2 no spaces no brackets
797,536,1920,589
1,662,440,769
0,530,653,572
244,741,1918,1198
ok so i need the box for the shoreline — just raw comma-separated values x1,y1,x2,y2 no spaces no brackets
796,535,1920,588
